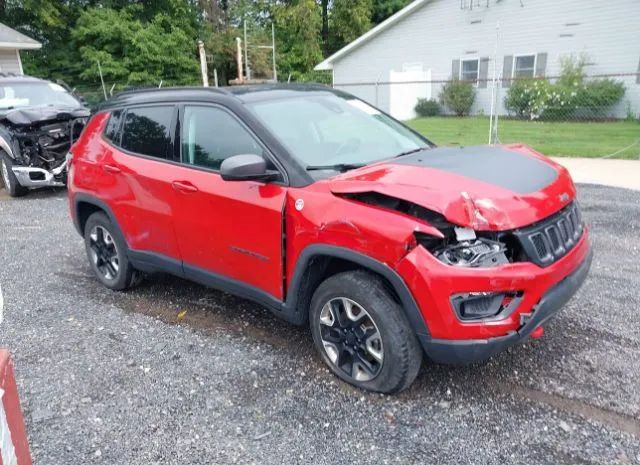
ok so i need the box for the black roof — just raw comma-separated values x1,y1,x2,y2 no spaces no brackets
98,83,345,111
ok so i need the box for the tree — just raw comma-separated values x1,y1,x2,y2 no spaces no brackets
329,0,372,54
72,6,200,88
372,0,412,24
274,0,323,81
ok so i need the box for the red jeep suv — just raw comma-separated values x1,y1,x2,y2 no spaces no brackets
68,85,592,393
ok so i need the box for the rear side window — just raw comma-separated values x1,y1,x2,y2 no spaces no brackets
121,106,174,159
104,110,123,143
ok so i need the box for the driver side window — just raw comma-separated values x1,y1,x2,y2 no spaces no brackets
181,105,266,171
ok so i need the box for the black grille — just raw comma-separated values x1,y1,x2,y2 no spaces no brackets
514,202,584,267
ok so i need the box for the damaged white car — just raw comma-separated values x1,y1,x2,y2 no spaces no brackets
0,74,89,197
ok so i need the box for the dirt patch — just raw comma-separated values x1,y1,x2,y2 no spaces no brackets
501,382,640,438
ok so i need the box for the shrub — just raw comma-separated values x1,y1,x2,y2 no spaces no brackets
439,79,475,116
580,79,626,113
504,79,554,119
414,98,441,117
504,56,626,120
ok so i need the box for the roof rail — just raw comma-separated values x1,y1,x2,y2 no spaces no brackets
111,86,231,99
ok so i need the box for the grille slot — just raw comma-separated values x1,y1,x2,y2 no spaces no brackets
514,202,584,267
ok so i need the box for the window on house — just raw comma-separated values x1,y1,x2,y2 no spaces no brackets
514,55,536,78
460,59,479,83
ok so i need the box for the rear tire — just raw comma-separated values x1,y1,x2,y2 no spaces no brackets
84,212,140,290
1,152,28,197
310,270,423,393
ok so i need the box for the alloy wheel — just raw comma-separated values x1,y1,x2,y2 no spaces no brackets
88,225,120,280
318,297,384,382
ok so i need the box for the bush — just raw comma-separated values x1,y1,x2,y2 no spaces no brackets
504,56,626,120
414,98,441,117
580,79,626,113
439,79,475,116
504,79,554,119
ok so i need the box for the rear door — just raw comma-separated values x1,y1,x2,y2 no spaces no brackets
101,104,182,261
170,104,287,299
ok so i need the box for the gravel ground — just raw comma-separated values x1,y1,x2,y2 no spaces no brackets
0,184,639,465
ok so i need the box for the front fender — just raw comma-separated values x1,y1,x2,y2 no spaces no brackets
0,129,17,160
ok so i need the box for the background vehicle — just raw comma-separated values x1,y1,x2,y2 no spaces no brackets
0,74,89,197
67,85,591,393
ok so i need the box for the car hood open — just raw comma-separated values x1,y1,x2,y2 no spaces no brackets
327,144,577,231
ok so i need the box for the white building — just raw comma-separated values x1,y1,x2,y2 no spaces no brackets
0,22,41,75
315,0,640,120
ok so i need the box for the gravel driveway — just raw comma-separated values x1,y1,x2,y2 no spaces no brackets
0,184,639,465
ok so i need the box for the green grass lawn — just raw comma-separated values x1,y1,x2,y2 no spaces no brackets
406,117,640,159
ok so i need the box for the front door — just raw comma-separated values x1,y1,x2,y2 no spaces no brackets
170,104,287,300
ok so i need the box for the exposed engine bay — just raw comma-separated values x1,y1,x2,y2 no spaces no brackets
434,236,509,267
1,106,89,188
338,191,523,267
11,111,86,167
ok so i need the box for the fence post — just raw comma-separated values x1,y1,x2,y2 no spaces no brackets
488,22,500,144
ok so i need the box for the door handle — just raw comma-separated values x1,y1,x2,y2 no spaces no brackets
103,164,121,174
172,181,199,193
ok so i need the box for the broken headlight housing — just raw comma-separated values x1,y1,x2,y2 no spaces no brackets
416,227,510,268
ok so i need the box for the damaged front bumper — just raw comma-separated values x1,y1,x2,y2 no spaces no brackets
11,160,67,188
421,247,593,364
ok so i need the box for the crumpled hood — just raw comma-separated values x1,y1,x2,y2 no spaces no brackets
327,144,577,231
2,105,90,126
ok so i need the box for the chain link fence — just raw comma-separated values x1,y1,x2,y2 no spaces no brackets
50,58,640,161
331,68,640,160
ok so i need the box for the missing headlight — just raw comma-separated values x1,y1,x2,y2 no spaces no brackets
436,238,509,267
416,232,509,268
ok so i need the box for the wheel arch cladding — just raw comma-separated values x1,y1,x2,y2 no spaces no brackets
284,245,431,345
73,194,121,237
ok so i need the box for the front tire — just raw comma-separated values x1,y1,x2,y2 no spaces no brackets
84,212,140,290
310,270,423,393
1,152,28,197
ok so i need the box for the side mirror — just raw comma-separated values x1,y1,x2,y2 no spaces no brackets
220,154,278,182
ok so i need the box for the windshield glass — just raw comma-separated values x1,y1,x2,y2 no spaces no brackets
248,93,427,170
0,82,80,110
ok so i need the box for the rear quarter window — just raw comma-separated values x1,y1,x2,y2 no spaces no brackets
103,110,123,144
120,105,174,159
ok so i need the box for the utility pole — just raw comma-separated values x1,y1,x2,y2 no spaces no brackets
236,37,244,82
272,23,277,82
96,60,107,100
244,21,250,81
197,40,209,87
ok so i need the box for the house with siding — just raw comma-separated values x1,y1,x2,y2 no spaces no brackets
0,22,41,75
315,0,640,120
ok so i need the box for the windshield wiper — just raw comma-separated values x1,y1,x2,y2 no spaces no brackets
393,147,429,158
306,163,367,172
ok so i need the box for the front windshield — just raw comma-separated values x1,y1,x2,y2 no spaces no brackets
0,82,80,110
248,93,427,170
